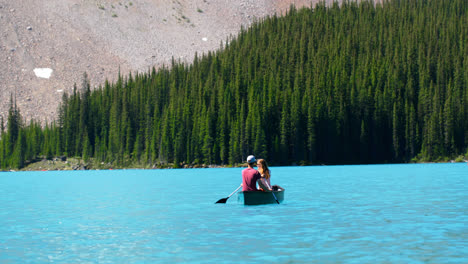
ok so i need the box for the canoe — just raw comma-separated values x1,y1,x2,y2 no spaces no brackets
238,187,285,205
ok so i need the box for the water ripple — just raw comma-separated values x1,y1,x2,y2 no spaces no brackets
0,164,466,263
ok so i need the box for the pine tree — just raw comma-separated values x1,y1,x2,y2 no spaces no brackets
2,0,466,169
11,129,26,169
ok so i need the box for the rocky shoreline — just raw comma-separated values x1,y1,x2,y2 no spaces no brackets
12,157,240,171
6,156,467,172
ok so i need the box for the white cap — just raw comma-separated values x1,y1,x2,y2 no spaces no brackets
246,155,256,163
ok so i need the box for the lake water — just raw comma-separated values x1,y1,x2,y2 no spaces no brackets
0,163,466,263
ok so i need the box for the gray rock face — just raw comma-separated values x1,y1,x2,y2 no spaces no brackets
0,0,317,123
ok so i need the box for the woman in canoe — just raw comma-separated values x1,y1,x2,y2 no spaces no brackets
257,159,272,191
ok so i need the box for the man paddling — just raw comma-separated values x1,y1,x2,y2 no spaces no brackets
241,155,261,191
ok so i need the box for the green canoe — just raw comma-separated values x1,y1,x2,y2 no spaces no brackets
238,187,285,205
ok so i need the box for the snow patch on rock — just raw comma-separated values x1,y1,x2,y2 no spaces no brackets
34,68,53,79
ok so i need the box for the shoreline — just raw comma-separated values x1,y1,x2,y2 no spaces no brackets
8,157,244,172
3,156,467,172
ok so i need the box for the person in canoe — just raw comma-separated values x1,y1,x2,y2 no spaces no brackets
257,158,273,191
241,155,261,191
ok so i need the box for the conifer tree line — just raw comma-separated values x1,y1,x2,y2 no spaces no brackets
0,0,467,169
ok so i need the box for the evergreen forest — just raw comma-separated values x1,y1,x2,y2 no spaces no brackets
1,0,467,169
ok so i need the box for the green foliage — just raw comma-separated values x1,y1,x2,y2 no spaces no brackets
454,155,465,163
0,0,466,169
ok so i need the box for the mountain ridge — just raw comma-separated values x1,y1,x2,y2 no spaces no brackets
0,0,314,123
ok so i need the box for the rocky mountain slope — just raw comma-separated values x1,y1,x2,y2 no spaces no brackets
0,0,321,123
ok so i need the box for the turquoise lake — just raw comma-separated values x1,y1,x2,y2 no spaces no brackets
0,163,466,263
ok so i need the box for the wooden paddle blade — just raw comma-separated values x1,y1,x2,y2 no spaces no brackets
215,197,228,204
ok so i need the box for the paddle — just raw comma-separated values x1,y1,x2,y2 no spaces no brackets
263,180,279,204
271,191,280,204
215,185,242,204
270,188,279,204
